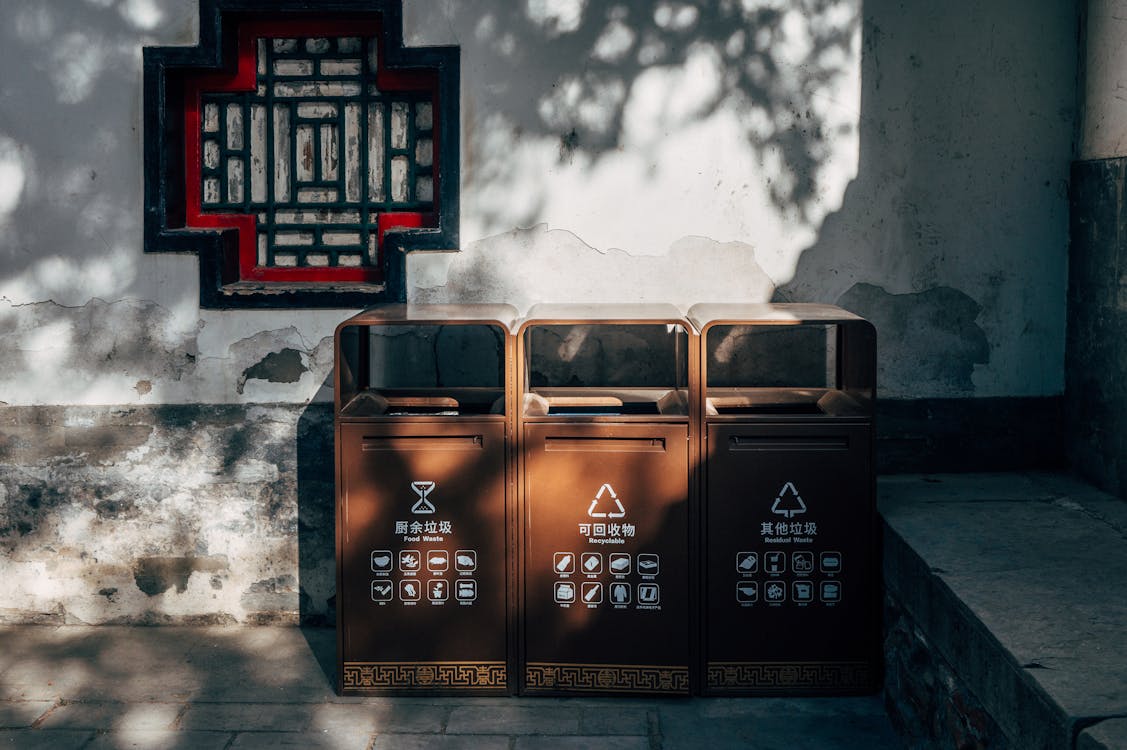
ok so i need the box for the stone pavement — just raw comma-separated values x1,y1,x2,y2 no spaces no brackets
0,626,901,749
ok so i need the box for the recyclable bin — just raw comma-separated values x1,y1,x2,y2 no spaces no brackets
686,303,878,695
516,304,698,695
335,304,518,695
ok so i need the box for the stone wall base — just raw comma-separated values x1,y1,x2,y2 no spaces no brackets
0,403,335,625
883,594,1010,749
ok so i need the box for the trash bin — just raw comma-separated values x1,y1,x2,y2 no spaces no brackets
515,304,698,696
334,304,518,695
686,303,878,695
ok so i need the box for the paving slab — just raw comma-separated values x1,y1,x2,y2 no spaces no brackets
0,627,79,675
340,703,449,734
306,701,448,735
84,729,232,750
880,473,1127,749
371,736,509,750
0,700,53,729
514,737,652,750
228,729,376,749
577,705,652,735
0,627,205,703
36,701,182,731
0,729,95,748
446,703,581,734
179,702,311,732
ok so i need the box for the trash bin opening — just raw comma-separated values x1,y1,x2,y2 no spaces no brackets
339,322,507,417
704,324,867,417
522,323,690,418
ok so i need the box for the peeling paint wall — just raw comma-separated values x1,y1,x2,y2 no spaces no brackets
0,0,1079,623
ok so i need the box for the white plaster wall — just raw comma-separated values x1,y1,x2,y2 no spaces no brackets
1080,0,1127,160
787,0,1077,398
0,0,1076,405
407,0,861,307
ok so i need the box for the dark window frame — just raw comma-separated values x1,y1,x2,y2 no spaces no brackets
143,0,459,309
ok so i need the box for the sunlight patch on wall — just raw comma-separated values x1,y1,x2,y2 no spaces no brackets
118,0,164,31
51,32,109,105
0,245,138,305
526,0,589,37
0,136,27,227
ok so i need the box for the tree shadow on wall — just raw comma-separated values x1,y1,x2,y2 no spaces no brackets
772,0,1076,471
425,0,857,230
0,0,197,300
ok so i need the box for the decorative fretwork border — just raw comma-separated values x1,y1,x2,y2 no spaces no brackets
143,0,459,308
524,662,690,694
706,661,875,693
342,661,507,692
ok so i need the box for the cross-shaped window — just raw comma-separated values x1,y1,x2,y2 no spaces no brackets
144,4,458,308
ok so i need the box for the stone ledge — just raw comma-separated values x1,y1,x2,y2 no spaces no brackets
1079,718,1127,750
879,473,1127,749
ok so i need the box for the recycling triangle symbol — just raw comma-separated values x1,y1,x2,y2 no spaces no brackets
587,483,626,518
771,481,807,519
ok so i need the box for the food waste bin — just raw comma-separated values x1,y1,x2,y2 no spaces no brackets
687,303,878,695
335,304,518,695
516,304,698,696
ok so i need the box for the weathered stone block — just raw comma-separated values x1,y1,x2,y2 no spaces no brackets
1079,718,1127,750
881,474,1127,749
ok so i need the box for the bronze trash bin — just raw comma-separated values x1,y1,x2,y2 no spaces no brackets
334,304,517,695
515,304,698,696
686,303,878,695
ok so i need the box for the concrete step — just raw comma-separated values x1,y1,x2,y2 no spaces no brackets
879,473,1127,750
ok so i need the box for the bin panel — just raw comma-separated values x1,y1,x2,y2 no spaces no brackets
521,422,691,695
704,421,877,694
338,420,508,694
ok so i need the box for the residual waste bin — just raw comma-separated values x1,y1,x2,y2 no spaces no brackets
686,303,878,695
334,304,518,695
516,304,698,696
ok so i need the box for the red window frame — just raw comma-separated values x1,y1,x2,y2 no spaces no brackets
182,18,439,284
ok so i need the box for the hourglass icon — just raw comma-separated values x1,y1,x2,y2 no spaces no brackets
410,481,436,514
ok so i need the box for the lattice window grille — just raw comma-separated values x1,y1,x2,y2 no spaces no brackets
187,24,438,280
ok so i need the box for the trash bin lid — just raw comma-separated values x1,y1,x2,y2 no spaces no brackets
687,303,868,332
336,303,520,332
520,303,688,329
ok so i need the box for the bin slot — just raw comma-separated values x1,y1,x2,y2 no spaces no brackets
385,396,460,408
525,389,681,416
545,436,666,453
708,388,828,415
362,435,484,451
728,435,848,451
342,388,507,416
547,395,624,408
384,395,460,415
549,404,659,415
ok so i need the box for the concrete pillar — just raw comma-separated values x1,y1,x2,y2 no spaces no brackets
1066,1,1127,497
1078,1,1127,160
